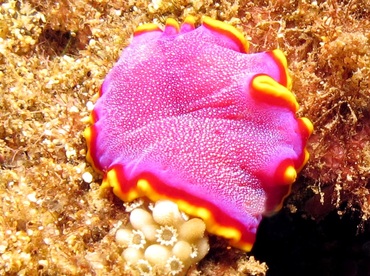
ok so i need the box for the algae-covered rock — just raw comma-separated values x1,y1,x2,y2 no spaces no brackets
1,0,370,275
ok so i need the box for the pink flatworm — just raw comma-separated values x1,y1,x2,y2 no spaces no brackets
84,16,313,251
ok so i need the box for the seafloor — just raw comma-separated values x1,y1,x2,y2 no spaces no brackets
1,0,370,275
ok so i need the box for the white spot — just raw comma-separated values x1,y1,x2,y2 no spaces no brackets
86,101,95,111
27,193,37,203
82,172,93,183
69,106,79,113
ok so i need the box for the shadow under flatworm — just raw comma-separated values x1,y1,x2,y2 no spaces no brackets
252,204,370,276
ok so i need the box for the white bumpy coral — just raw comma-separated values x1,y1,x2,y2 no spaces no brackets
115,200,210,275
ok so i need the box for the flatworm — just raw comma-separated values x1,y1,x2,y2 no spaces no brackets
84,16,313,251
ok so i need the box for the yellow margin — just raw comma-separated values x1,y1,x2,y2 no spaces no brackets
202,16,249,53
251,75,299,112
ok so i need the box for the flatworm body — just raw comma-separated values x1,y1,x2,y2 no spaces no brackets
84,16,313,251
